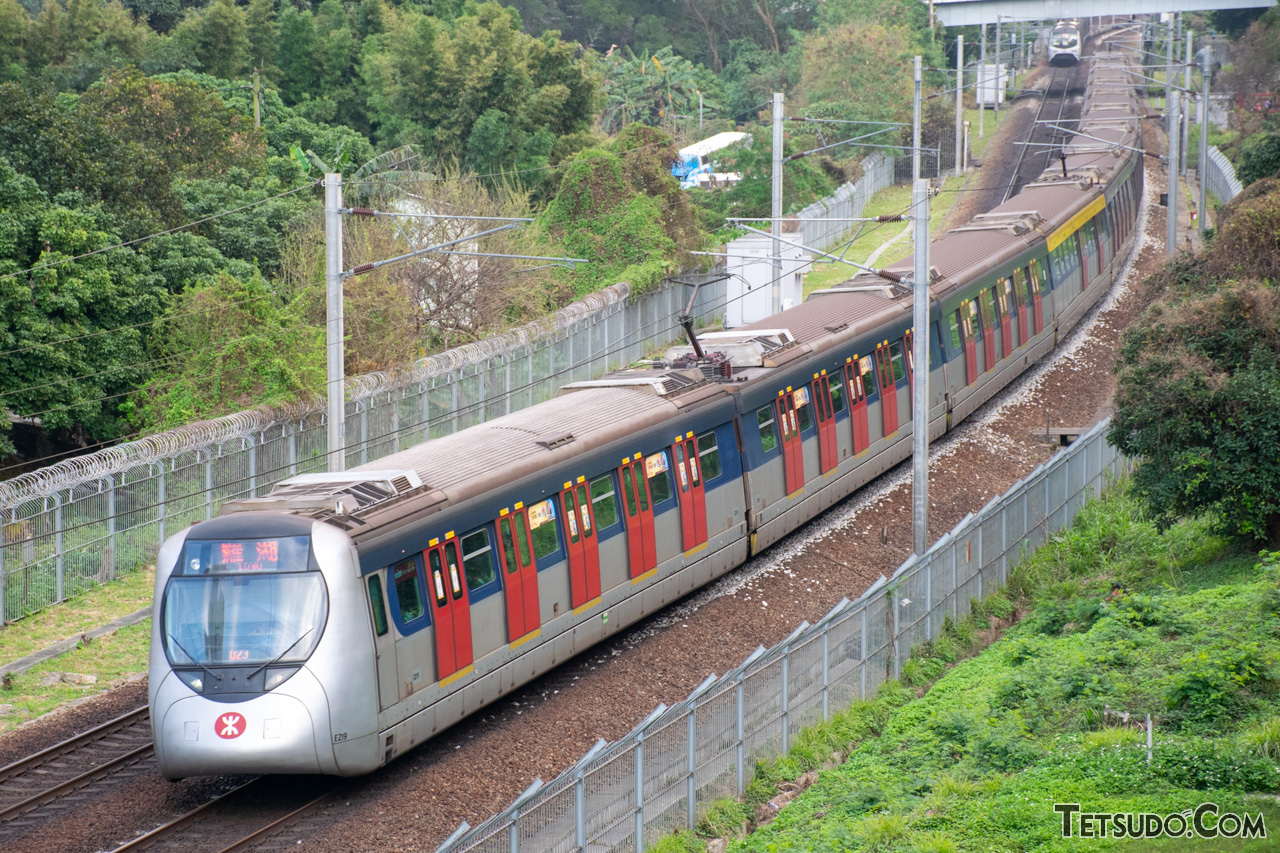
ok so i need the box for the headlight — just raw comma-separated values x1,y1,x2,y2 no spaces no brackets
264,666,301,691
176,670,204,693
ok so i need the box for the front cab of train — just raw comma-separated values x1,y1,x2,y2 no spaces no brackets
149,513,380,779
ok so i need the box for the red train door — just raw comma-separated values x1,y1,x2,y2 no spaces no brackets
1011,271,1029,344
573,479,601,599
776,390,805,495
874,342,899,435
845,356,870,454
618,457,657,577
428,534,472,682
996,280,1014,358
1028,261,1045,334
497,508,539,641
671,435,708,550
560,480,600,607
978,291,997,371
812,374,838,474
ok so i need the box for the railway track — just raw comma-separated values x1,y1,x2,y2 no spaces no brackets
0,705,154,828
108,776,342,853
1001,64,1080,204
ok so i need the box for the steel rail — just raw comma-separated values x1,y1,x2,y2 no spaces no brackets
1001,65,1073,205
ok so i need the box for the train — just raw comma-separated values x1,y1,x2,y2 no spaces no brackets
1049,19,1083,65
148,30,1145,779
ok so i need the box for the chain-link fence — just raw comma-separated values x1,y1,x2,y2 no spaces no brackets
794,153,895,252
1203,145,1243,206
439,419,1126,853
0,276,729,624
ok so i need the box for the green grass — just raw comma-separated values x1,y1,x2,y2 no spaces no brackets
715,483,1280,852
0,565,153,664
0,618,151,733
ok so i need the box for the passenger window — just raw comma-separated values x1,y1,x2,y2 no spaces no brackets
428,549,447,607
576,484,593,537
889,340,906,382
828,374,846,413
673,442,690,493
859,355,876,396
948,311,963,350
367,575,388,636
514,512,532,566
461,528,496,591
978,290,995,328
562,492,580,543
590,474,619,529
498,518,518,573
621,466,639,517
795,389,813,431
393,557,424,622
528,499,560,560
646,452,672,504
697,431,722,480
444,542,464,600
756,405,778,453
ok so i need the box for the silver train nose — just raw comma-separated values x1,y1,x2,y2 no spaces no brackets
154,693,323,778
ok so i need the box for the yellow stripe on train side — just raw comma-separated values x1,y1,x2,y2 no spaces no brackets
1046,195,1106,252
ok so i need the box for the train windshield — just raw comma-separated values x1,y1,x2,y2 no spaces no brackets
1052,32,1078,48
162,536,328,667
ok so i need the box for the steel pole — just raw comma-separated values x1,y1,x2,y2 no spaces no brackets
771,92,784,315
1199,48,1209,235
994,16,1001,116
955,34,964,177
325,173,346,472
912,179,930,557
1164,21,1173,122
978,25,986,139
1166,89,1180,258
912,56,922,187
1182,32,1193,176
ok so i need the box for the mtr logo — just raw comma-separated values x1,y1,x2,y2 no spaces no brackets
216,713,246,739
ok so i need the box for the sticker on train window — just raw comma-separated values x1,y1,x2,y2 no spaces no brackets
527,499,557,529
859,356,873,376
792,387,809,408
645,452,669,478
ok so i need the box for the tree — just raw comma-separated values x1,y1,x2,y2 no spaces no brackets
0,0,30,81
0,161,168,447
245,0,279,80
171,0,251,82
599,46,715,134
1238,134,1280,187
1110,185,1280,545
276,3,319,105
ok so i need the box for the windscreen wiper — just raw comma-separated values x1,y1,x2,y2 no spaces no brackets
248,628,315,681
168,635,222,684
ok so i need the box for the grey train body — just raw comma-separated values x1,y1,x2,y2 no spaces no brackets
149,31,1145,779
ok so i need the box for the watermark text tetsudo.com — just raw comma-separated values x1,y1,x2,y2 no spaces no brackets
1054,803,1267,840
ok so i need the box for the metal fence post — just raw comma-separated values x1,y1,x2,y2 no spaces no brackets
781,645,791,753
359,403,369,466
634,735,645,853
892,581,901,680
1000,503,1008,585
924,556,932,633
735,672,746,796
575,769,586,851
157,464,166,545
0,524,5,625
860,607,868,699
247,436,257,498
686,703,697,831
975,521,983,601
821,625,830,720
106,474,117,581
55,493,64,601
392,392,401,454
451,374,460,434
508,809,519,853
205,450,214,521
288,423,298,476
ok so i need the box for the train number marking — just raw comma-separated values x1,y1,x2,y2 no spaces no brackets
333,732,348,743
228,649,250,661
217,713,246,739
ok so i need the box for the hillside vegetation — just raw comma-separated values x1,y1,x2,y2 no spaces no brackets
654,487,1280,852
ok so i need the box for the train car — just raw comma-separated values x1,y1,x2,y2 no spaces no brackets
149,33,1144,780
1049,19,1083,65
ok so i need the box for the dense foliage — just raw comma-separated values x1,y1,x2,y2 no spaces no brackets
685,488,1280,853
1110,182,1280,545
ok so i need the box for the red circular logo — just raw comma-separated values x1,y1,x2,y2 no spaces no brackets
216,713,246,739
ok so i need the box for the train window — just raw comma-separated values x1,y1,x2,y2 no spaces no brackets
794,388,813,432
889,340,906,382
367,575,388,637
1031,258,1049,295
590,474,620,530
461,528,496,591
646,451,673,504
948,311,963,351
514,514,532,567
445,542,464,601
528,499,561,560
499,518,519,573
996,279,1010,315
429,549,447,607
859,355,876,396
828,374,846,414
673,442,690,493
978,289,995,329
757,405,779,454
394,557,425,622
621,465,639,517
697,431,722,480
